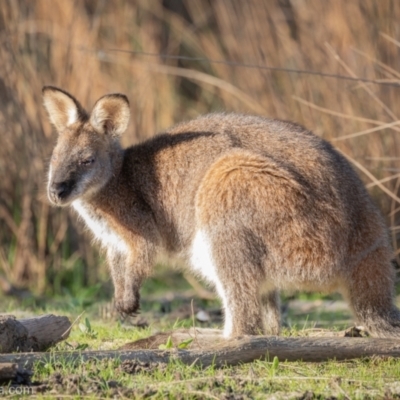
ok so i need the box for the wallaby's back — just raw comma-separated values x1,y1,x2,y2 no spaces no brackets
132,113,385,266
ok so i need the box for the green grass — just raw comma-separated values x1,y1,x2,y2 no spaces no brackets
2,271,400,399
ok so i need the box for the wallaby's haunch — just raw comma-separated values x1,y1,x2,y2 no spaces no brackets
43,86,400,338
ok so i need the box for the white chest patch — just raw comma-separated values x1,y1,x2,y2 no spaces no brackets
190,230,232,337
72,199,129,255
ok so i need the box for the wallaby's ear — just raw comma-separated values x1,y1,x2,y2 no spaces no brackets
90,94,130,138
42,86,87,132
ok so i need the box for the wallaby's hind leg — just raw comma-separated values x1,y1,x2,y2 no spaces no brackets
209,234,267,338
190,228,267,338
261,290,281,335
345,246,400,338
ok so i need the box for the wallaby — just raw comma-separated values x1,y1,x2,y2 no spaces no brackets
43,86,400,338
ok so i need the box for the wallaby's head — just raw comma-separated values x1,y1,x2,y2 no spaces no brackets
43,86,130,206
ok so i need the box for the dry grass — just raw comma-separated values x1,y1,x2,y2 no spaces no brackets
0,0,400,293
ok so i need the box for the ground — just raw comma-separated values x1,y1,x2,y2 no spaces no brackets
1,266,400,399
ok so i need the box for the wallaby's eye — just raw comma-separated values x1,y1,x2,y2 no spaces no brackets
80,158,95,166
51,154,58,162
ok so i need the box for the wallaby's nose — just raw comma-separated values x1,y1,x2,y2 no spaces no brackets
50,181,74,200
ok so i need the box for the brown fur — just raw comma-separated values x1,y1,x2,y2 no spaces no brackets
43,86,400,338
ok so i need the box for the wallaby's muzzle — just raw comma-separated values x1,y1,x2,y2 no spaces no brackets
48,179,76,205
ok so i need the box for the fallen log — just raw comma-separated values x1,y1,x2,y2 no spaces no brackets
0,362,32,385
0,314,71,353
1,333,400,368
0,363,18,382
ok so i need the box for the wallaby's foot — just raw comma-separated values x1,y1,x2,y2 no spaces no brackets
228,313,266,338
115,293,140,316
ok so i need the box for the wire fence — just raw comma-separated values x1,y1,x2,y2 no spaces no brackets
82,47,400,88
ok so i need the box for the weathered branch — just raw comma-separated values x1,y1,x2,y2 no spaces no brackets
2,331,400,368
0,362,32,384
0,363,18,381
19,315,71,349
0,314,71,353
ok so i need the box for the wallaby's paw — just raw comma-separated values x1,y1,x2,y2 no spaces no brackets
344,326,369,337
115,296,140,316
